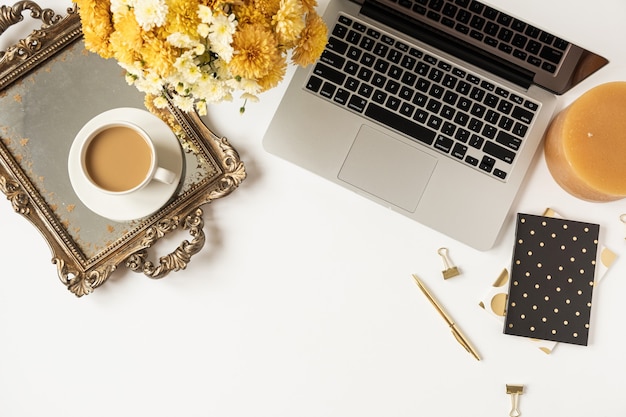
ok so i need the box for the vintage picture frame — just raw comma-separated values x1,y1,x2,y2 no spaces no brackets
0,2,246,296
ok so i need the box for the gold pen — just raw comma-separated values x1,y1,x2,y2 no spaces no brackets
411,274,481,361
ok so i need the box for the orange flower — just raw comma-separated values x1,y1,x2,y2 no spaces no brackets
229,24,280,79
292,11,327,66
76,0,115,58
258,54,287,91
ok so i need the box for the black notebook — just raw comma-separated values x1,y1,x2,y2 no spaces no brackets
504,213,600,346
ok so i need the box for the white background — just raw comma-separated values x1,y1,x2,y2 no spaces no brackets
1,0,625,416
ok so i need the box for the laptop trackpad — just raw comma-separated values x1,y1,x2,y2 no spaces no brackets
338,125,437,212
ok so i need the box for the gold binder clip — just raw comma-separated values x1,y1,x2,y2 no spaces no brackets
438,247,460,279
506,384,524,417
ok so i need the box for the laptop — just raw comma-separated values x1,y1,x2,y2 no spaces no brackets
262,0,608,250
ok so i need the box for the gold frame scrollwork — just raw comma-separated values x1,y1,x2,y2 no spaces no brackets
0,2,246,296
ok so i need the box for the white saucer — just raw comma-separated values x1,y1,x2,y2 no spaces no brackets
68,107,184,222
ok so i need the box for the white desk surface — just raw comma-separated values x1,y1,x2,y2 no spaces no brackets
1,1,625,416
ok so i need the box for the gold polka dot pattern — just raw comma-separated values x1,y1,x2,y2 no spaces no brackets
503,213,599,346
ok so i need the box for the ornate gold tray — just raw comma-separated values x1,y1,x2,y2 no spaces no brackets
0,2,246,296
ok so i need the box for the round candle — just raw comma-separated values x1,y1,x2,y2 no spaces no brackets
544,81,626,201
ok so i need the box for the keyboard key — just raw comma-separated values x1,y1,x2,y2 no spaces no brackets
386,96,401,111
345,77,359,91
344,61,359,75
359,36,375,51
466,155,479,166
525,25,540,39
327,37,348,54
352,22,366,32
306,76,323,92
338,15,352,25
365,103,436,145
346,30,361,45
435,135,454,153
373,42,389,57
553,38,569,51
479,155,496,172
455,128,470,142
496,130,522,150
320,82,336,99
511,106,534,124
413,92,428,107
400,102,416,117
314,63,345,85
358,83,373,98
348,95,367,112
332,24,348,39
493,168,507,179
372,89,387,104
469,134,484,149
333,88,350,105
372,73,386,88
320,50,345,69
484,141,515,163
451,143,468,159
539,45,564,64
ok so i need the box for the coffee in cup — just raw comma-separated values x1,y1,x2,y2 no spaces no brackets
80,121,175,195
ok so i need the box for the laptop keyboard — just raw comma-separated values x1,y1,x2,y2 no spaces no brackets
305,13,541,181
401,0,570,76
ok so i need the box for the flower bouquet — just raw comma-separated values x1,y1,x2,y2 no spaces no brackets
75,0,328,114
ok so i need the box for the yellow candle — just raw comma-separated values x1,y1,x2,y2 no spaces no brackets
544,82,626,202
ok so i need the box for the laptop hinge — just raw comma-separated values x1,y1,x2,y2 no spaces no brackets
360,0,534,90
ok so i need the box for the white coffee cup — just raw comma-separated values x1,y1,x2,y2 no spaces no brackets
79,121,176,195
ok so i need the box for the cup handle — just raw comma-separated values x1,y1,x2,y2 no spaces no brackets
153,166,177,184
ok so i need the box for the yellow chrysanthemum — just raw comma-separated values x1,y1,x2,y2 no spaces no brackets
76,0,115,58
201,0,226,9
233,3,268,28
140,32,180,78
253,0,282,19
108,9,143,65
161,0,202,38
300,0,318,13
292,11,327,66
257,54,287,91
272,0,306,46
229,24,279,79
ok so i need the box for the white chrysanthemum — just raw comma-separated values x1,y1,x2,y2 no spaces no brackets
174,51,203,84
110,0,133,14
211,41,234,62
118,60,144,75
198,23,210,38
172,94,195,112
211,57,231,79
207,13,237,61
241,92,260,102
124,73,136,86
167,33,195,48
195,100,208,116
133,0,168,31
168,33,206,55
194,75,231,103
209,13,237,37
173,81,188,95
132,70,164,95
197,5,213,24
228,77,261,95
153,95,169,109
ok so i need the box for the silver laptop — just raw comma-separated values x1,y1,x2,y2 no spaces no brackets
263,0,607,250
